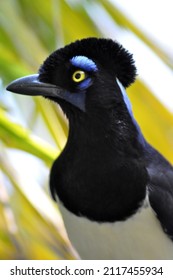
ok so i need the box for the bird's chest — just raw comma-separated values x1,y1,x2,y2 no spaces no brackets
58,201,173,260
51,151,147,222
52,153,117,219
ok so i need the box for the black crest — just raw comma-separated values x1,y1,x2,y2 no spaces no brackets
39,37,137,88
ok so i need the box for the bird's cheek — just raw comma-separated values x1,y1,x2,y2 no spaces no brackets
60,90,86,112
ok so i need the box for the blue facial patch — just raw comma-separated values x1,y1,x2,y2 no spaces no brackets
77,78,92,91
70,56,98,72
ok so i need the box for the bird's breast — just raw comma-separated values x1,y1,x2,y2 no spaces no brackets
58,198,173,260
51,151,147,222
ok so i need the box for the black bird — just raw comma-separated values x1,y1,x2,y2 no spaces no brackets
7,38,173,259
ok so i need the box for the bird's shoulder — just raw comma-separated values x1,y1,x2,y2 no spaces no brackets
145,143,173,240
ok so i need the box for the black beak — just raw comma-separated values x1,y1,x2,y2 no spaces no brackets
6,74,86,111
6,74,61,98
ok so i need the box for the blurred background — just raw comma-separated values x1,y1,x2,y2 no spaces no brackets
0,0,173,259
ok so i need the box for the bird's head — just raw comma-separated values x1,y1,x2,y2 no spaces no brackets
7,38,137,121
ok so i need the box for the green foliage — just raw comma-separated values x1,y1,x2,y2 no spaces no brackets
0,0,173,259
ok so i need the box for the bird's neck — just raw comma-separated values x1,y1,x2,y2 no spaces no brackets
50,109,148,222
68,107,144,157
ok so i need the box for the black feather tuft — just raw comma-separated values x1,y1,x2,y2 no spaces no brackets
39,37,137,88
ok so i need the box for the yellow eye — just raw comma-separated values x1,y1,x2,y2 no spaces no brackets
72,70,86,83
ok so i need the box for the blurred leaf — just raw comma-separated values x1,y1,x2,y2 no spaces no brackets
0,150,76,260
0,109,58,165
100,0,173,70
35,98,67,150
128,81,173,162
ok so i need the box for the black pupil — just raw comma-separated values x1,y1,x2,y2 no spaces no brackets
75,72,81,80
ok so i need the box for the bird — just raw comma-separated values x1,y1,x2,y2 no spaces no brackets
7,37,173,259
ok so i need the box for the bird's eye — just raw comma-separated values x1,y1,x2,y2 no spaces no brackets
72,70,86,83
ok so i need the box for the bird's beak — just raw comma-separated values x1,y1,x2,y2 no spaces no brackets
6,74,86,111
6,74,61,98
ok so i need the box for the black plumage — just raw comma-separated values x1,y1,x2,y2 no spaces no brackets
39,38,136,88
6,37,173,259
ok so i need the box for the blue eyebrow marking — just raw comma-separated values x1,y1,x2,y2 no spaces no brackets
70,56,98,72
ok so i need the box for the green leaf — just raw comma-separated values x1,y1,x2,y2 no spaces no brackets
0,109,58,165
